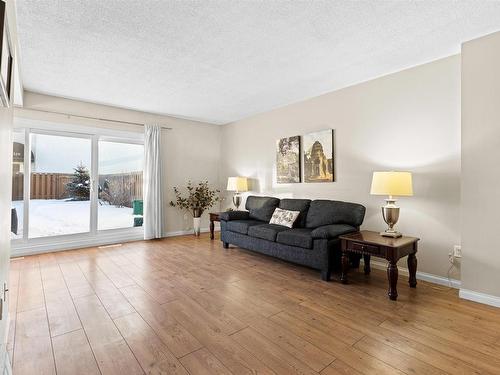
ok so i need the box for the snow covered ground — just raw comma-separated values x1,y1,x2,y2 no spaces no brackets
12,199,139,239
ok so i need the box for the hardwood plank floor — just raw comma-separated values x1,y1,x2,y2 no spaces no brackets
113,312,188,375
51,329,100,375
9,233,500,375
14,307,55,375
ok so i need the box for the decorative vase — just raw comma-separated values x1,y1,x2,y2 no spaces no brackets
192,208,203,236
193,217,201,236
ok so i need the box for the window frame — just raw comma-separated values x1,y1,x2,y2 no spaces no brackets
12,117,145,256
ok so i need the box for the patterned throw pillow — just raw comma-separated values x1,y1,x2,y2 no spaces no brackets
269,208,300,228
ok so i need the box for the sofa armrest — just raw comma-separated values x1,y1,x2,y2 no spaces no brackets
311,224,357,239
219,210,250,221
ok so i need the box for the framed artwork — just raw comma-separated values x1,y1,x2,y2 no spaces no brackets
276,135,301,183
0,0,12,107
303,129,334,182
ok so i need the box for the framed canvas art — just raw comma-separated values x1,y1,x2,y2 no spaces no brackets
303,129,334,182
276,135,301,183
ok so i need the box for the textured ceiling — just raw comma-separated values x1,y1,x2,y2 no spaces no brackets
15,1,500,124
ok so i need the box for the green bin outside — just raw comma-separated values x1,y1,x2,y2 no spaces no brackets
133,200,143,215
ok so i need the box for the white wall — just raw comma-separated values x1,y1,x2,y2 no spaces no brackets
461,31,500,302
15,91,222,235
220,56,461,279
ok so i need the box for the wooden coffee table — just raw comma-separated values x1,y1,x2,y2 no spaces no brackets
339,230,419,300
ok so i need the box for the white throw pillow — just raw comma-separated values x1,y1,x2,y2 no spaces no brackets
269,207,300,228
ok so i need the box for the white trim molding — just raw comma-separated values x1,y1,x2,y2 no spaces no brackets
11,229,144,257
367,259,462,289
459,289,500,308
164,227,217,237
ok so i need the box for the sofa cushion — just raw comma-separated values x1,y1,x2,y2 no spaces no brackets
279,199,311,228
226,220,264,235
305,200,366,228
246,196,280,222
269,208,300,228
219,210,249,221
247,223,289,242
276,228,314,249
311,224,357,239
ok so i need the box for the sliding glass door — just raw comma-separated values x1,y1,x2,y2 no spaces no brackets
29,132,92,238
98,140,144,231
11,126,144,246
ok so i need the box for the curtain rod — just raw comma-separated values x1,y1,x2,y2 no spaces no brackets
20,108,173,130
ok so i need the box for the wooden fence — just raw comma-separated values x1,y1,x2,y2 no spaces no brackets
12,172,143,201
31,173,73,200
12,173,72,200
12,173,24,201
99,171,143,202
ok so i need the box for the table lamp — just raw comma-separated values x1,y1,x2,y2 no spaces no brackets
226,176,248,210
370,171,413,238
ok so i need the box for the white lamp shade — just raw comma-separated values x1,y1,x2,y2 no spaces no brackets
370,171,413,196
227,176,249,192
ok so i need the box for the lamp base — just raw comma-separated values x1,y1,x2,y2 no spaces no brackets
232,194,242,210
381,198,402,238
380,230,402,238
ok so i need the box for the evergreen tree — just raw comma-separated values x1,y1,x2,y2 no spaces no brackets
66,163,90,200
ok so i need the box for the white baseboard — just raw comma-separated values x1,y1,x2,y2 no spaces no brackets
367,259,461,289
459,289,500,308
368,259,500,309
164,227,217,237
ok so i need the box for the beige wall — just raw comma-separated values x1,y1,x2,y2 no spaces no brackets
461,31,500,299
220,56,461,279
16,91,222,234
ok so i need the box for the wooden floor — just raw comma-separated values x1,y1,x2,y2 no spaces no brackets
8,234,500,375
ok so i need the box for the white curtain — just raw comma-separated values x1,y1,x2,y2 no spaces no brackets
144,124,164,239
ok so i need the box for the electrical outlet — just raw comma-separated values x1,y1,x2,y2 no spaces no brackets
453,245,462,258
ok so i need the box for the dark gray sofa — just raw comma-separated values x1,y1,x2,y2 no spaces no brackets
220,196,366,281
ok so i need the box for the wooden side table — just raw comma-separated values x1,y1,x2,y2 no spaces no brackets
209,212,220,240
339,231,419,301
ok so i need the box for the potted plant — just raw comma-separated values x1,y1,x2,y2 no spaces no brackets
169,180,220,236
